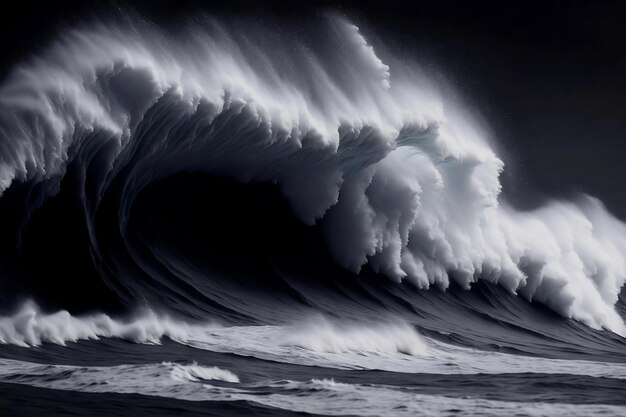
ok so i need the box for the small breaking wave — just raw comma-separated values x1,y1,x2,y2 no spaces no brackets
0,301,215,347
281,316,428,356
169,361,240,383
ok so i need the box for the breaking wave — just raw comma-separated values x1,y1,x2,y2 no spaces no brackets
0,14,624,352
0,301,212,347
280,317,428,356
169,362,240,383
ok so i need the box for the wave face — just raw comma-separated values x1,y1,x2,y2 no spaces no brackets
0,14,625,416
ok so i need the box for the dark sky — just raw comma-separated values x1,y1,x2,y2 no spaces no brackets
1,0,625,218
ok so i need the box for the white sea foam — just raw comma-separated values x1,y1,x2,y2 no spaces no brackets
280,316,428,356
182,318,626,378
0,306,625,378
169,361,240,383
0,358,622,417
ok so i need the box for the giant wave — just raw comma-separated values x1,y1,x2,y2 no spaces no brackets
0,14,624,347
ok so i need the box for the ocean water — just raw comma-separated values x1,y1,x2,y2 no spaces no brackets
0,15,624,416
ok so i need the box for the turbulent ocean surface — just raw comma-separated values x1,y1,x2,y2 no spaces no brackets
0,15,625,416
